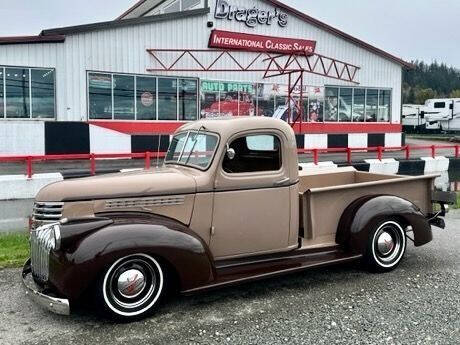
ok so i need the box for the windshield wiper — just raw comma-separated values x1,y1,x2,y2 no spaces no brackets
183,126,206,166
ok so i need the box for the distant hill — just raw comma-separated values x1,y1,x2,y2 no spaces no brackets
403,61,460,104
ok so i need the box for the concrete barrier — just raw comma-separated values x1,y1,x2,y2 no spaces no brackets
0,173,62,200
364,158,400,175
421,157,450,175
299,161,338,172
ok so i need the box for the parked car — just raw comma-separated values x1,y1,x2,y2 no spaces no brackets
23,117,456,321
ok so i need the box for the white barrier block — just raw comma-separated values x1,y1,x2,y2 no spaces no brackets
365,159,399,175
299,161,338,172
0,173,63,200
421,156,450,174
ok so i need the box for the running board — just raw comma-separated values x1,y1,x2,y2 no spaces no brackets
181,249,362,295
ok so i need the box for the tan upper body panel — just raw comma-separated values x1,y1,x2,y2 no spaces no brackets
175,117,300,190
36,167,197,202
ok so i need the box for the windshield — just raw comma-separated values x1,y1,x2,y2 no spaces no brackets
165,131,219,170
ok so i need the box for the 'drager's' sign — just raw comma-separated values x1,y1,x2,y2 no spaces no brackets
214,0,288,28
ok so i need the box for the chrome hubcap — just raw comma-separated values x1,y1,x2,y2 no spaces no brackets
377,231,395,256
117,269,146,298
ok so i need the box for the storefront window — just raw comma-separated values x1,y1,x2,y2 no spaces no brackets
136,76,156,120
256,84,275,117
113,75,135,120
158,78,178,120
88,73,112,119
5,68,30,118
325,87,338,121
366,89,378,122
31,69,55,119
339,88,352,122
0,69,3,118
352,88,365,122
179,79,198,121
88,72,198,121
379,90,391,122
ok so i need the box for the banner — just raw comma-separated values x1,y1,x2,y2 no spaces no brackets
208,30,316,55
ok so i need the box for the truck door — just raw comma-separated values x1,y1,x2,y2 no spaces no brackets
210,131,292,259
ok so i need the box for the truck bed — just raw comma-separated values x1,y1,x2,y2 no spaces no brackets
298,167,437,249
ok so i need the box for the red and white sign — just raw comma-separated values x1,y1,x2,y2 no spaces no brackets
141,92,154,107
208,30,316,55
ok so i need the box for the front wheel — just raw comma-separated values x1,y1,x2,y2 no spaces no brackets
364,220,407,273
96,254,165,321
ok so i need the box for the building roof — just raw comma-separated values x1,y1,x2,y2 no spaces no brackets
0,35,65,45
117,0,412,68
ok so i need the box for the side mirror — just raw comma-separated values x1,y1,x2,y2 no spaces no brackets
226,146,236,160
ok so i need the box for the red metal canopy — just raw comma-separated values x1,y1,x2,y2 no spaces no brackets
146,48,360,130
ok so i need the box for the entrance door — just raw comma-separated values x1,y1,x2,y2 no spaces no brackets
210,132,291,259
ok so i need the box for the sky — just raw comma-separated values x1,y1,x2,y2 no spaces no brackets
0,0,459,68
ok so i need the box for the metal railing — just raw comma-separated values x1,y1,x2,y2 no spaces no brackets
0,145,458,179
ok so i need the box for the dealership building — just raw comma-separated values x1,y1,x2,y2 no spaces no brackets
0,0,411,156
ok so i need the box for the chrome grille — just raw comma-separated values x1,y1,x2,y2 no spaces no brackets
33,202,63,227
30,224,56,283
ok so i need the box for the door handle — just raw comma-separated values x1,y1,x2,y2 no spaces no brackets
274,178,290,187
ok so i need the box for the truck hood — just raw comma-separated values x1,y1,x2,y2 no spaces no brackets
36,167,197,202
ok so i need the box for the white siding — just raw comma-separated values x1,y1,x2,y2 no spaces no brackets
0,0,403,123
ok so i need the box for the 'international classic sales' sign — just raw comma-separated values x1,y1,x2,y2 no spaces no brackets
208,30,317,55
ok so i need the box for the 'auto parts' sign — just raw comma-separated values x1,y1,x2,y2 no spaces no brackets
209,30,316,55
214,0,288,28
202,80,255,94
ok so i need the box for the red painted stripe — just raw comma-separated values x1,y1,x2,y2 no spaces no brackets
89,121,186,135
292,122,402,134
89,120,402,135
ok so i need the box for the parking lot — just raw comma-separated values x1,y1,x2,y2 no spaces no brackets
0,212,458,345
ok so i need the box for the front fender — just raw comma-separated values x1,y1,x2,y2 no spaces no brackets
49,213,215,301
336,195,433,255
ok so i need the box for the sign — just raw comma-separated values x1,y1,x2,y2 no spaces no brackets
201,80,255,94
141,92,154,107
214,0,288,28
209,30,316,55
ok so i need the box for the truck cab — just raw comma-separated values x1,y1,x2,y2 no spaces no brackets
23,117,455,321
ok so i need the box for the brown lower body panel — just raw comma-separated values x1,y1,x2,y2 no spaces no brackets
181,247,362,295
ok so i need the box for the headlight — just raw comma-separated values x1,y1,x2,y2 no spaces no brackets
51,224,61,251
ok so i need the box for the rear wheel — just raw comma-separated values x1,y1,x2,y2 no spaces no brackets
364,220,407,272
97,254,165,321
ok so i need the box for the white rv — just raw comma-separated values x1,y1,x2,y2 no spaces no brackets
402,104,427,132
423,98,460,132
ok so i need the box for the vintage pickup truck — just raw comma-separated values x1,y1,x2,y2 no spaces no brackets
23,117,455,320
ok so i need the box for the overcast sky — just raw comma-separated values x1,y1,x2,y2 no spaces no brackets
0,0,458,68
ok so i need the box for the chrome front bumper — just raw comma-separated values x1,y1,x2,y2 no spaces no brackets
22,259,70,316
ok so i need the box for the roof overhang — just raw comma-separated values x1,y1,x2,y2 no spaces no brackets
0,35,65,45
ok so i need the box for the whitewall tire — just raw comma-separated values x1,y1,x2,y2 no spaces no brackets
97,254,165,320
364,220,407,272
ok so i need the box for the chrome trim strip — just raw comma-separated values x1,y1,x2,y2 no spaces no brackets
22,260,70,316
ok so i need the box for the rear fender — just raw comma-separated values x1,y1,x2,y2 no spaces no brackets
336,195,433,255
49,213,215,301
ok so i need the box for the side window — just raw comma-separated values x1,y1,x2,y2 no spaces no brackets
223,134,282,174
434,102,445,109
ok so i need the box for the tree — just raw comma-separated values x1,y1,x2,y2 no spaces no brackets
415,88,437,104
449,89,460,98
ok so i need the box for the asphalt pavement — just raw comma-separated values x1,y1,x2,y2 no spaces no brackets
0,212,459,345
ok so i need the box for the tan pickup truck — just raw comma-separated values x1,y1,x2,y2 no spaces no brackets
23,117,455,321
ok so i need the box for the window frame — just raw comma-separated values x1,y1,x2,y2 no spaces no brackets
434,102,446,109
0,65,57,120
87,70,199,122
222,132,283,175
325,85,392,123
164,129,221,171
